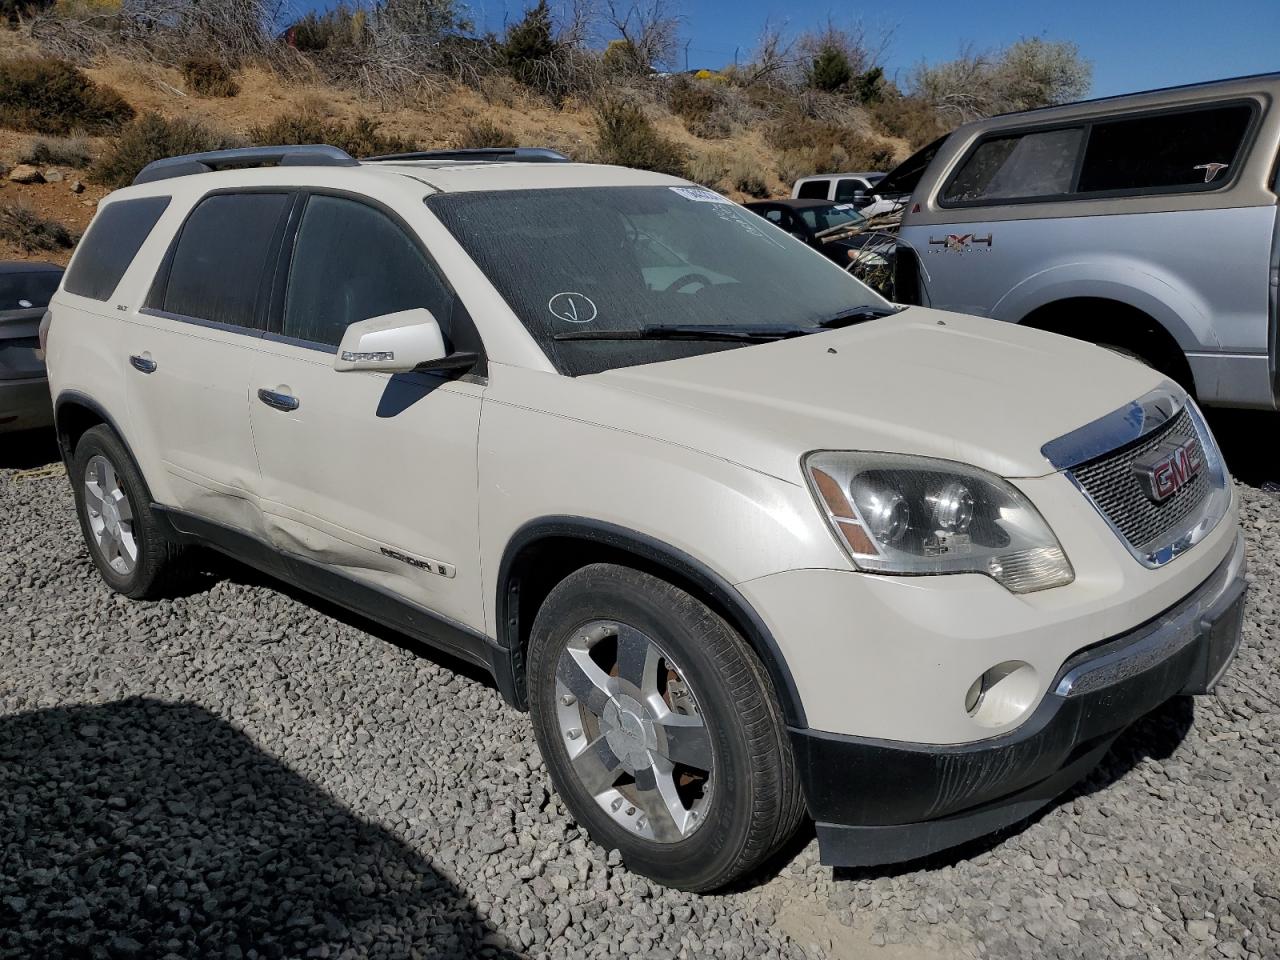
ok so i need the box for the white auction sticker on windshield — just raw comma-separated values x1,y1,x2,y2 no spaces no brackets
669,186,732,204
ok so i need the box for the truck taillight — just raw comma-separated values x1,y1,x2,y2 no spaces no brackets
38,309,52,355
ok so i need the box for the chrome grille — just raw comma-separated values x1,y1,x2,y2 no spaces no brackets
1069,408,1210,552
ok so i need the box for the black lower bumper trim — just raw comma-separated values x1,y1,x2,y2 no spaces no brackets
795,533,1246,868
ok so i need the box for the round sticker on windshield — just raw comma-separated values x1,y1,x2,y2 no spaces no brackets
548,291,598,324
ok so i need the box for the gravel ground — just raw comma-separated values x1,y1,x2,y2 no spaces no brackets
1,432,1278,960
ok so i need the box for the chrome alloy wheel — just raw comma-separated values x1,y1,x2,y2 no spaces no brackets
554,620,714,843
83,454,137,575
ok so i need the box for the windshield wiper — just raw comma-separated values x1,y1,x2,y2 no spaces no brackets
815,306,902,329
552,324,808,343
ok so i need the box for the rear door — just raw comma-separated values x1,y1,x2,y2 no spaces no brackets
247,191,486,631
122,190,293,533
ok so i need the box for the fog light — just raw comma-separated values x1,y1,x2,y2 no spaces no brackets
966,661,1038,728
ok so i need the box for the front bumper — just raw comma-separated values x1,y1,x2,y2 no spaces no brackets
792,531,1247,867
0,376,53,433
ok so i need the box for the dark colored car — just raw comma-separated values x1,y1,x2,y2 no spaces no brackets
1,261,63,433
742,198,871,267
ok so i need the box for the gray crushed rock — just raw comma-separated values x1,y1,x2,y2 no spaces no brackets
1,433,1276,959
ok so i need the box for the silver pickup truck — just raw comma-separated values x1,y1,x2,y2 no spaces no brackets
887,72,1280,410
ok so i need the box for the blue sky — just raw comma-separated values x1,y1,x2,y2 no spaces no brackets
452,0,1278,98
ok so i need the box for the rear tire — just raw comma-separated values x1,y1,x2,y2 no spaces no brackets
527,563,804,892
71,425,184,599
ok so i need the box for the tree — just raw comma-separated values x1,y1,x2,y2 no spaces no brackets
911,37,1091,123
602,0,681,72
503,0,556,80
808,44,851,92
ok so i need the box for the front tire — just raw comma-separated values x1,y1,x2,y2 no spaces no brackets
71,425,184,599
527,563,804,891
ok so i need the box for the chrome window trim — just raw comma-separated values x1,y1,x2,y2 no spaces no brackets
1042,385,1231,569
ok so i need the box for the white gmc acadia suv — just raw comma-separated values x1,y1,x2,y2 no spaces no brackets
41,144,1246,892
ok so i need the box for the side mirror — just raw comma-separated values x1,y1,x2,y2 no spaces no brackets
334,308,453,374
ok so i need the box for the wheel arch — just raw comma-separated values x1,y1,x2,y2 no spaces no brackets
53,391,126,467
495,517,807,728
1017,296,1197,392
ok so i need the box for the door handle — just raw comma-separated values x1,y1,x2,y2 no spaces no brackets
257,388,299,412
129,354,157,374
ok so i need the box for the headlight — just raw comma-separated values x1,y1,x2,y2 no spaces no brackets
803,451,1074,593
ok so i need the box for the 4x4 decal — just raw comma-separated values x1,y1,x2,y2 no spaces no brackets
928,233,993,254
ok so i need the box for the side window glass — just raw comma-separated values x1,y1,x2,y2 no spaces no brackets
833,179,863,202
160,193,290,329
796,180,830,200
64,196,170,301
282,195,451,349
1077,104,1253,193
943,127,1083,204
763,209,784,223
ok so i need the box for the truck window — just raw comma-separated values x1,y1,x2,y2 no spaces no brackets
796,180,830,200
1077,103,1254,193
942,127,1083,204
877,135,946,198
833,179,866,202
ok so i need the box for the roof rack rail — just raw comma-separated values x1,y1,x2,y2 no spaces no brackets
363,147,570,164
132,144,358,186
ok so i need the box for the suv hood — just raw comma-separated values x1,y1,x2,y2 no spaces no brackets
589,307,1166,481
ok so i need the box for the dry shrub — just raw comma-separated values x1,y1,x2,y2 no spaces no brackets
594,99,686,177
0,201,76,252
869,91,945,148
0,56,133,135
685,149,729,189
728,160,769,198
90,112,240,188
181,56,240,98
767,113,896,174
250,111,415,157
458,118,517,148
20,135,94,168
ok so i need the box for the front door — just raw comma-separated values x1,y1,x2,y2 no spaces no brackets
123,191,294,535
247,192,486,631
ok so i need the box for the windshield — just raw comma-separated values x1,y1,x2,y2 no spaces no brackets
796,203,865,233
0,270,61,311
428,186,886,375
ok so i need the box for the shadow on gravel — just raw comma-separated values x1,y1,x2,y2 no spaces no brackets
0,427,60,470
833,695,1195,883
1204,408,1280,487
0,697,522,960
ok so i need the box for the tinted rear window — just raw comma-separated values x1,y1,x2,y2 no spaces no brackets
0,270,61,310
63,196,170,301
1077,104,1253,192
796,179,830,199
159,193,290,330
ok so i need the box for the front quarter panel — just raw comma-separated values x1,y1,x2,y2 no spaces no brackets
477,363,850,639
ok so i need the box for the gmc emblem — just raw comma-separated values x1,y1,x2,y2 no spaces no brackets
1132,438,1203,503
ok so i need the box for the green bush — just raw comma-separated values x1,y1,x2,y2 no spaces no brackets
182,56,240,98
807,45,852,93
90,113,239,189
502,0,555,86
0,57,133,136
594,100,685,177
20,135,94,169
0,202,75,252
459,119,517,148
250,111,415,157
